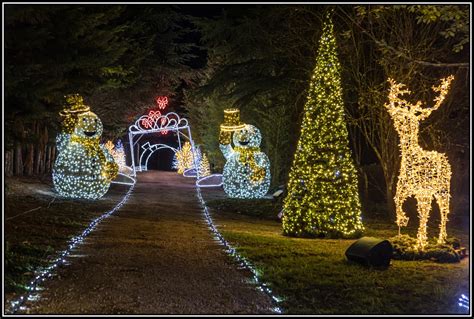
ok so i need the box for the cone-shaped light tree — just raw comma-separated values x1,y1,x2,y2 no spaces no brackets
282,11,364,238
199,153,211,177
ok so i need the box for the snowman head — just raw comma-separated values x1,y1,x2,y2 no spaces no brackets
233,124,261,148
74,111,103,139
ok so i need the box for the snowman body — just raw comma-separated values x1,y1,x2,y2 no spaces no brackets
53,111,116,200
220,125,271,198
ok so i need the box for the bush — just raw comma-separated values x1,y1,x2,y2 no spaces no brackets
390,234,462,263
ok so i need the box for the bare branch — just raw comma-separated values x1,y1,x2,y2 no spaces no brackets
337,8,469,69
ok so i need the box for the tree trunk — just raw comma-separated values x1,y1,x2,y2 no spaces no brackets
50,146,56,171
5,150,13,177
24,144,35,176
45,145,51,173
49,145,55,172
360,168,369,211
34,145,42,175
40,145,46,175
14,143,23,176
385,179,396,221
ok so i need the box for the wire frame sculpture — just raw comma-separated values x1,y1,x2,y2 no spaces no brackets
384,75,454,251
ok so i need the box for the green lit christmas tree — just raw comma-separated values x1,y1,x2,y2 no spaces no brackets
282,11,364,238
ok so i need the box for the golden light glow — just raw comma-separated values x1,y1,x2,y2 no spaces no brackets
175,142,194,174
384,75,454,251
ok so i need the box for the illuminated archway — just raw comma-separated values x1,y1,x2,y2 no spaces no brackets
138,142,178,172
128,111,223,188
128,112,199,177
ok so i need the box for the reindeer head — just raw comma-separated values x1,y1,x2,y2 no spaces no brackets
384,76,454,138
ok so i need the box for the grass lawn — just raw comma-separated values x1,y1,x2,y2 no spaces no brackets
4,176,130,300
204,196,470,315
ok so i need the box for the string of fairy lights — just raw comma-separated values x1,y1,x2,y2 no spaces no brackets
7,184,135,314
195,187,283,314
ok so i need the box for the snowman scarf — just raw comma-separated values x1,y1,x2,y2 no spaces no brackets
70,135,115,181
234,146,266,183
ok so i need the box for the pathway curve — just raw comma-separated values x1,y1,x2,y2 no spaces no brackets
26,171,274,314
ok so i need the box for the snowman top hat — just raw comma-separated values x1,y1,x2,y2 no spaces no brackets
220,108,246,132
59,93,90,117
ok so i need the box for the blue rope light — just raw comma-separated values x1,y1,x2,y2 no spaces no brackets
458,294,469,311
7,184,135,314
195,187,283,314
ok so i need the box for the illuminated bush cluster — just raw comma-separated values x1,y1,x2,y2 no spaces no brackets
53,94,118,200
198,153,211,177
104,139,127,170
175,141,195,174
282,12,364,238
220,124,271,199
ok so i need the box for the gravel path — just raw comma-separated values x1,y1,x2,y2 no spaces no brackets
26,171,274,314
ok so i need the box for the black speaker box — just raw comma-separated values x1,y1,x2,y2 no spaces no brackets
345,237,393,268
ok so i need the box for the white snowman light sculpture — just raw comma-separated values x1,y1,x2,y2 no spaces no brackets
53,94,118,200
219,109,271,198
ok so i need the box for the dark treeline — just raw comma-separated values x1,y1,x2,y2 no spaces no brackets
4,4,470,219
4,4,199,176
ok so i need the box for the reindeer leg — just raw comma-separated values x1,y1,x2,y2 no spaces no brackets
394,185,410,234
435,189,450,245
415,195,432,251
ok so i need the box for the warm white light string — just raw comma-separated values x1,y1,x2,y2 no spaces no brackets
7,184,135,314
195,187,283,314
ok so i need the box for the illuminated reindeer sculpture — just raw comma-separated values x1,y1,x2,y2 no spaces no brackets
384,75,454,251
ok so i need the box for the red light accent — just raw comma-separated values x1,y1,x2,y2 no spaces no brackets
141,110,161,129
149,110,161,120
156,96,169,110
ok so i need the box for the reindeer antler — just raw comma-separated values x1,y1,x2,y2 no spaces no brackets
432,75,455,110
417,75,454,120
385,78,419,111
385,76,455,120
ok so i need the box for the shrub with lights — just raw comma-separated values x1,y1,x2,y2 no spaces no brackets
175,141,195,174
114,139,127,169
219,109,271,199
282,11,364,238
199,153,211,177
53,94,118,199
104,139,127,170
